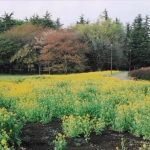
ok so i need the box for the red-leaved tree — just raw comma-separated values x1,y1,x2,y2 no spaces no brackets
38,29,89,74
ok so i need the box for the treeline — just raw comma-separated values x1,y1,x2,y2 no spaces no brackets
0,10,150,74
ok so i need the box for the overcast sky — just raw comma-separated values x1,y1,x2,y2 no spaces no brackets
0,0,150,27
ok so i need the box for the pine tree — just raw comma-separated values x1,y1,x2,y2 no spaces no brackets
123,23,132,70
142,15,150,66
130,14,144,68
130,14,150,68
103,9,108,21
0,12,15,33
29,11,57,29
76,14,89,24
55,18,63,29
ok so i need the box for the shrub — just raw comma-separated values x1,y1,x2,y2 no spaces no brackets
0,108,23,149
128,67,150,80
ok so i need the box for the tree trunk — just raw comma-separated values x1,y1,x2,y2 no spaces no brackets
11,63,14,75
38,63,41,75
64,54,67,74
48,63,51,74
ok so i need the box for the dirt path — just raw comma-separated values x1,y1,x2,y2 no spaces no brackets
112,72,130,80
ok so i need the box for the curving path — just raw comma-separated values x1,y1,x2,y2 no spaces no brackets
112,72,130,80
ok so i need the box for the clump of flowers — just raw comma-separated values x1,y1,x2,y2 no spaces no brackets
0,130,11,150
53,133,67,150
0,108,23,149
62,114,105,142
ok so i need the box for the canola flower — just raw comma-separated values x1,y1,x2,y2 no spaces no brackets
1,139,6,145
143,144,146,148
0,71,150,148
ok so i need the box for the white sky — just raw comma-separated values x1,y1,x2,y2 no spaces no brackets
0,0,150,27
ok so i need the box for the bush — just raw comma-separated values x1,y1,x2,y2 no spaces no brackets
128,67,150,80
0,108,23,149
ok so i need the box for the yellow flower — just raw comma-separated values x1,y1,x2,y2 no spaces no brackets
1,139,6,145
4,145,8,149
116,147,119,150
143,144,146,148
58,133,62,137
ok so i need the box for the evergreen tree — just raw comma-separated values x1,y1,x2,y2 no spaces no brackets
130,14,150,68
29,11,57,29
115,18,120,24
0,12,15,33
55,18,63,29
103,9,108,21
0,36,21,74
123,23,132,70
77,14,89,24
142,15,150,66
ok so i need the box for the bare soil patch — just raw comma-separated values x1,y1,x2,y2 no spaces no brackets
16,118,150,150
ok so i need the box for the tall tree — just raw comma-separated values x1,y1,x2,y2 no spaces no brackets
29,11,57,29
4,24,47,74
72,14,125,71
56,18,63,29
123,22,132,70
0,12,15,33
38,29,89,74
0,36,21,74
77,14,89,25
10,44,38,74
142,15,150,66
130,14,150,68
103,9,109,21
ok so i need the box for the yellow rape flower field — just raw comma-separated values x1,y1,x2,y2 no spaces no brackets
0,71,150,150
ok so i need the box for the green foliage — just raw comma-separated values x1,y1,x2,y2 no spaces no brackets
0,12,25,34
72,12,125,71
10,44,37,73
1,72,150,149
0,12,15,33
0,108,23,149
29,11,57,29
0,36,21,73
53,133,67,150
129,14,150,68
62,115,105,142
76,14,89,24
75,142,81,147
55,18,63,29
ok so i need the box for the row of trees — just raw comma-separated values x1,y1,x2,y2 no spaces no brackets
0,10,150,74
125,14,150,70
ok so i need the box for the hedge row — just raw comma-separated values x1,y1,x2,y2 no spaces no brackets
128,67,150,80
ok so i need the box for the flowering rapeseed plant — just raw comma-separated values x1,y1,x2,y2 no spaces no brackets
0,71,150,149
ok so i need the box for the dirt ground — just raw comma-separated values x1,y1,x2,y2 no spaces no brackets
16,118,150,150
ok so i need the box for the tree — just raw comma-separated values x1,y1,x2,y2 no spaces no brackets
77,14,89,25
38,29,89,74
5,24,47,74
29,11,57,29
123,22,132,70
10,44,38,74
0,36,21,74
130,14,150,68
142,15,150,66
3,24,45,44
71,13,125,71
103,9,109,21
0,12,15,33
56,18,63,29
